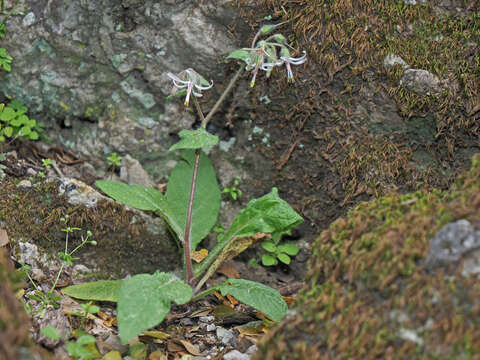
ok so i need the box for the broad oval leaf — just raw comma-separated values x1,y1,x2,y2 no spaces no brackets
277,253,291,265
216,278,287,322
261,241,277,253
261,254,277,266
96,181,166,212
277,243,299,256
169,128,219,152
166,150,220,250
117,272,192,344
194,187,302,288
62,280,123,302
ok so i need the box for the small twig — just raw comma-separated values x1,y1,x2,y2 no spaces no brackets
51,160,64,178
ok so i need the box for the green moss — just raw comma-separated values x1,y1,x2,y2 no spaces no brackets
254,154,480,359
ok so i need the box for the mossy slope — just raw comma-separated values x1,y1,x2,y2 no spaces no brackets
254,154,480,359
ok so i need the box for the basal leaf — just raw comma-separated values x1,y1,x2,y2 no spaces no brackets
215,279,287,322
117,272,192,344
166,150,220,250
194,188,302,285
169,128,219,151
96,180,166,212
62,280,123,302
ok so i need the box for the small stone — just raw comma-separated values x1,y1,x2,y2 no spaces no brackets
199,315,215,323
119,155,154,186
26,168,37,176
383,54,408,69
216,327,236,346
180,318,194,326
223,350,251,360
400,69,442,95
22,12,36,27
17,180,32,188
206,324,216,332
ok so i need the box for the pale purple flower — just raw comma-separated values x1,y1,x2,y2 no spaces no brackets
280,50,307,82
167,68,213,106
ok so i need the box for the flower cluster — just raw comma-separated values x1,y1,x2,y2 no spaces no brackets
167,68,213,106
166,24,306,106
227,25,307,87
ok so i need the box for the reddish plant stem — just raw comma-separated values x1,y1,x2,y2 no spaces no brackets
183,148,201,285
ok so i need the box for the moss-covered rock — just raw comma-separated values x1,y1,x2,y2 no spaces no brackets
254,154,480,359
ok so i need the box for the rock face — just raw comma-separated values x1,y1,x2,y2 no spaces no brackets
254,154,480,359
0,0,240,172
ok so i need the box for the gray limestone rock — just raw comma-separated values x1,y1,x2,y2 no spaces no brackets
426,219,480,268
400,68,443,95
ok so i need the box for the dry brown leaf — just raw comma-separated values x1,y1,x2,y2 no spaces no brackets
142,330,170,340
190,308,211,318
282,296,296,307
226,294,239,306
217,264,240,279
0,229,9,247
167,341,184,353
191,249,208,263
178,339,203,356
213,291,224,301
149,350,168,360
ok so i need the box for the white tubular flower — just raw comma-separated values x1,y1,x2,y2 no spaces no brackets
167,68,213,106
279,50,307,82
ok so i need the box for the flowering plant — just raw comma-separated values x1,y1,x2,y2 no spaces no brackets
63,23,305,345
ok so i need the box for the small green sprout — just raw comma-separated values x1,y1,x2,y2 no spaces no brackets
106,152,122,168
0,99,42,141
222,176,242,201
260,231,300,266
41,158,53,169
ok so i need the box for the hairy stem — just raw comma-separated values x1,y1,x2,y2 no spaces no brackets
183,147,201,285
184,66,243,287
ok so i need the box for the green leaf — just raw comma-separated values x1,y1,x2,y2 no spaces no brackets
117,272,192,344
169,128,219,151
96,181,166,212
277,253,291,264
77,335,96,345
66,342,96,360
20,126,31,136
62,280,123,302
2,62,10,72
194,187,303,287
261,253,277,266
261,241,277,253
40,326,60,340
259,24,278,35
226,49,251,62
215,279,287,322
277,243,299,256
29,131,39,140
9,99,27,113
167,88,187,101
166,150,220,250
0,107,16,121
2,126,12,137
